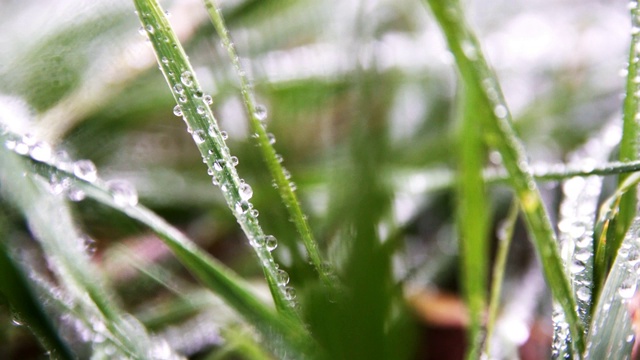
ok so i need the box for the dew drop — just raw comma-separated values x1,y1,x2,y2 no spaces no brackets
239,183,253,200
145,24,154,34
161,57,169,64
30,141,52,162
235,201,250,215
106,179,138,206
576,286,590,302
570,260,585,274
213,159,225,171
493,105,508,118
254,105,267,121
220,131,228,140
275,154,283,163
574,250,591,262
192,130,206,144
203,94,213,105
178,95,187,103
265,235,277,251
180,71,194,87
196,106,206,115
251,209,259,217
173,105,183,117
267,133,276,145
67,187,86,202
230,156,239,166
284,286,296,300
619,277,637,299
253,236,265,248
73,160,97,183
277,269,290,286
173,84,184,94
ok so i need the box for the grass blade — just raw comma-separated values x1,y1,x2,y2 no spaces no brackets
0,225,75,360
202,0,332,289
484,198,518,358
132,0,297,316
586,216,640,359
425,0,584,353
456,83,489,359
0,127,315,357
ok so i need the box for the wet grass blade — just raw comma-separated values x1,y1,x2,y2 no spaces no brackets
0,147,159,359
586,216,640,359
202,0,332,288
425,0,584,353
0,221,75,360
0,133,315,356
456,84,489,359
132,0,297,316
485,198,518,358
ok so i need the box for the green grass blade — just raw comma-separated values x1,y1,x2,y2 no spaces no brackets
425,0,584,353
0,225,75,360
202,0,332,288
586,216,640,359
132,0,297,316
610,2,640,270
0,128,315,357
485,198,518,358
456,84,489,359
0,146,161,359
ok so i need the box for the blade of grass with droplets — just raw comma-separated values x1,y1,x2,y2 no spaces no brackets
425,0,584,352
0,147,160,359
593,172,640,302
456,85,489,359
1,132,316,357
0,222,75,360
202,0,331,288
598,2,640,295
484,198,518,358
132,0,297,316
586,216,640,359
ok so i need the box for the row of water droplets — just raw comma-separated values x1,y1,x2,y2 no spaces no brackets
136,6,296,304
2,130,139,209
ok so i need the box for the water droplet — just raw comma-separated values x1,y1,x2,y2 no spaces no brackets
275,154,283,163
173,84,184,94
284,286,296,300
180,71,194,87
493,105,507,118
213,160,225,171
230,156,239,166
196,106,206,115
178,95,187,103
161,57,169,64
265,235,277,251
106,179,138,206
570,259,585,274
73,160,97,183
203,94,213,105
283,169,291,180
277,269,290,286
235,201,250,215
253,236,265,248
82,235,97,255
576,286,590,302
5,139,16,150
619,277,637,299
173,105,183,116
239,183,253,200
254,105,267,121
574,250,591,262
138,26,146,36
192,130,206,144
629,248,640,264
267,133,276,145
461,40,478,60
220,131,228,140
30,141,52,162
67,187,86,202
251,209,259,217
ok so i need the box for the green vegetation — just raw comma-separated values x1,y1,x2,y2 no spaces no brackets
1,0,639,359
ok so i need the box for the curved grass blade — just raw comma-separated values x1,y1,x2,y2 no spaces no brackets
0,146,165,359
0,225,75,360
424,0,584,353
0,128,315,357
586,216,640,359
202,0,332,288
456,84,489,359
132,0,297,316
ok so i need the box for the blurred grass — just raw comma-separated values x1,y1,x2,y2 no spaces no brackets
0,0,637,358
